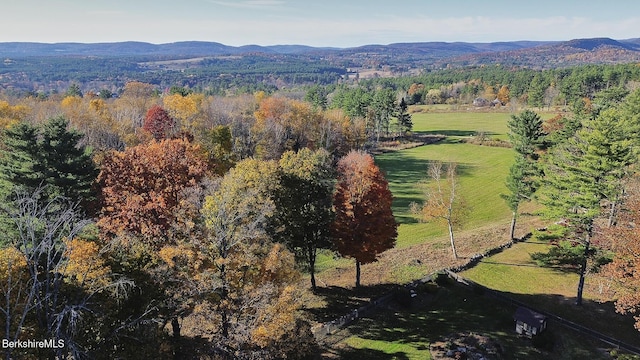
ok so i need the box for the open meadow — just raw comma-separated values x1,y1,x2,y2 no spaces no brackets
316,108,533,284
315,108,640,359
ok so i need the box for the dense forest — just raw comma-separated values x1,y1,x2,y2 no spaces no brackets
0,54,346,96
2,56,640,358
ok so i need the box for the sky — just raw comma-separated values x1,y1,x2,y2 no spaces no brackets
2,0,639,48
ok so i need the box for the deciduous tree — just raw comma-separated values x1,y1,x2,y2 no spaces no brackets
199,159,315,357
273,148,334,290
412,162,467,259
143,105,175,140
97,138,208,249
497,85,510,105
96,138,209,350
1,190,129,359
200,158,278,334
331,150,397,287
163,93,205,134
602,177,640,330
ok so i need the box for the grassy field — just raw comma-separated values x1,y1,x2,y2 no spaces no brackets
411,111,513,140
375,112,517,248
376,141,514,246
410,109,558,140
461,238,640,347
317,109,640,358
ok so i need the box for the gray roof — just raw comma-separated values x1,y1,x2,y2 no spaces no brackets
514,307,546,326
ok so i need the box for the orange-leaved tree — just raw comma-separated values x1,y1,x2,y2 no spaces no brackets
331,150,397,287
602,177,640,331
96,138,209,344
97,138,208,247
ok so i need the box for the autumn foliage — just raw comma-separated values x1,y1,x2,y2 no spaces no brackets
602,177,640,330
96,138,208,248
331,150,397,287
143,105,175,140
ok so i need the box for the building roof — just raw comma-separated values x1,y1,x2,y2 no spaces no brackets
514,307,546,327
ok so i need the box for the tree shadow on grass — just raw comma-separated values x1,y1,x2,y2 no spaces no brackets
416,130,498,138
488,290,640,353
327,280,640,360
334,347,411,359
329,283,523,359
376,150,474,224
306,284,399,323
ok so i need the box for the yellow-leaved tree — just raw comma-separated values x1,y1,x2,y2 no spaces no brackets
411,161,468,259
163,93,205,134
199,158,316,358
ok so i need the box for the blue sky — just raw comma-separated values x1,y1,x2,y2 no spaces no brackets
3,0,638,47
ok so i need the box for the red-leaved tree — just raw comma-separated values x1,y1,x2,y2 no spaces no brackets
331,150,397,287
143,105,175,140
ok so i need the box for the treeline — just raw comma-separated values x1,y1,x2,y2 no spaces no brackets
5,54,640,106
362,63,640,108
502,89,640,321
0,83,402,359
0,53,345,96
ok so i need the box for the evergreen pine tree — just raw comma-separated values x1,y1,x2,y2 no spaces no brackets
541,108,637,305
38,116,98,205
503,110,544,239
397,97,413,134
0,116,97,211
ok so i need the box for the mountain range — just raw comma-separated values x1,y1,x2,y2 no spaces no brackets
2,37,640,70
2,37,640,94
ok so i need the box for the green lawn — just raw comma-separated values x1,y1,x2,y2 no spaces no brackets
411,111,513,139
333,282,610,360
410,110,557,140
461,239,640,347
375,112,516,248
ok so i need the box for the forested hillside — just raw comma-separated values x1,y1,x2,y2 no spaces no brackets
2,39,640,358
2,37,640,95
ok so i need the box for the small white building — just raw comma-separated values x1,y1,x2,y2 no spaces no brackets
514,307,547,337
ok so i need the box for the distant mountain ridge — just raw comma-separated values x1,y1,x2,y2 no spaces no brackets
0,41,343,57
0,39,559,57
2,37,639,70
440,37,640,68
